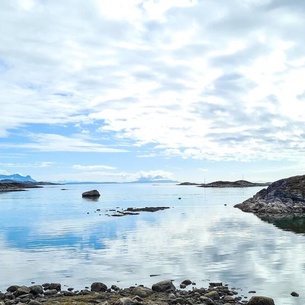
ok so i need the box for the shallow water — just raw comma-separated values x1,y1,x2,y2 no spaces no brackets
0,183,304,304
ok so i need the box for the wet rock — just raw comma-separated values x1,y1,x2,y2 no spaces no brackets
91,282,108,292
82,190,100,198
152,280,176,292
180,284,186,289
247,296,275,305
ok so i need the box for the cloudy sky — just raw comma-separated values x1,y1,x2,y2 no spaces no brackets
1,0,305,183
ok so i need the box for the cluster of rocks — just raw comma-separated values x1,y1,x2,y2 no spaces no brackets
0,280,275,305
234,175,305,214
110,207,170,217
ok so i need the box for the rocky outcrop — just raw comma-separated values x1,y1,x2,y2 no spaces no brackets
199,180,270,188
110,207,170,217
0,181,41,192
235,175,305,214
82,190,100,198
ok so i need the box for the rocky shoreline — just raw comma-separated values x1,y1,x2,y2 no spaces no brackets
0,280,275,305
0,182,41,192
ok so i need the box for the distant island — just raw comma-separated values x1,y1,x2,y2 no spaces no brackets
179,180,270,188
0,174,59,192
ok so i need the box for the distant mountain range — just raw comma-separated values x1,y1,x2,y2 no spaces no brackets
0,174,36,182
64,176,178,184
1,174,177,185
132,176,178,183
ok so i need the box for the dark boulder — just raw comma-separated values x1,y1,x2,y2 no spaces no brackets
247,296,275,305
91,282,107,292
82,190,100,198
152,280,176,292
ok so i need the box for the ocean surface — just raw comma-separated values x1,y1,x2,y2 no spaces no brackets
0,183,305,304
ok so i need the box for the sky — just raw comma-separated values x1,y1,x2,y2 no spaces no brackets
1,0,305,183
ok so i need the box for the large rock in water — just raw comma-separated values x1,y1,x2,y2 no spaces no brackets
235,175,305,214
247,296,275,305
82,190,100,198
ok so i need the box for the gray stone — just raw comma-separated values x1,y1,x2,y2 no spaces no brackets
15,286,31,297
204,291,219,299
132,286,153,298
247,296,275,305
44,289,58,296
61,290,76,296
115,297,135,305
199,296,215,305
152,280,176,292
223,295,235,302
291,291,299,297
29,285,43,295
91,282,107,292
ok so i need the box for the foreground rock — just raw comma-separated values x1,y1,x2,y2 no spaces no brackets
235,175,305,214
0,280,275,305
82,190,100,198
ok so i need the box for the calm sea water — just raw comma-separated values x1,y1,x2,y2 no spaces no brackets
0,183,304,304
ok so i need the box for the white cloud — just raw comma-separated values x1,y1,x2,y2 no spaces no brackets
1,0,305,166
0,133,128,153
73,164,116,170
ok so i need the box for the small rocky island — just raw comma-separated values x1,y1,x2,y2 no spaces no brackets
235,175,305,214
179,180,270,188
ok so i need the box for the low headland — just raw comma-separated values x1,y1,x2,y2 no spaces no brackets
0,279,276,305
178,180,270,188
234,175,305,214
0,181,59,192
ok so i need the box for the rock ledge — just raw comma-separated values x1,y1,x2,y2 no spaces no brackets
235,175,305,214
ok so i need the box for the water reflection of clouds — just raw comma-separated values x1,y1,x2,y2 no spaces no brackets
2,187,305,304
